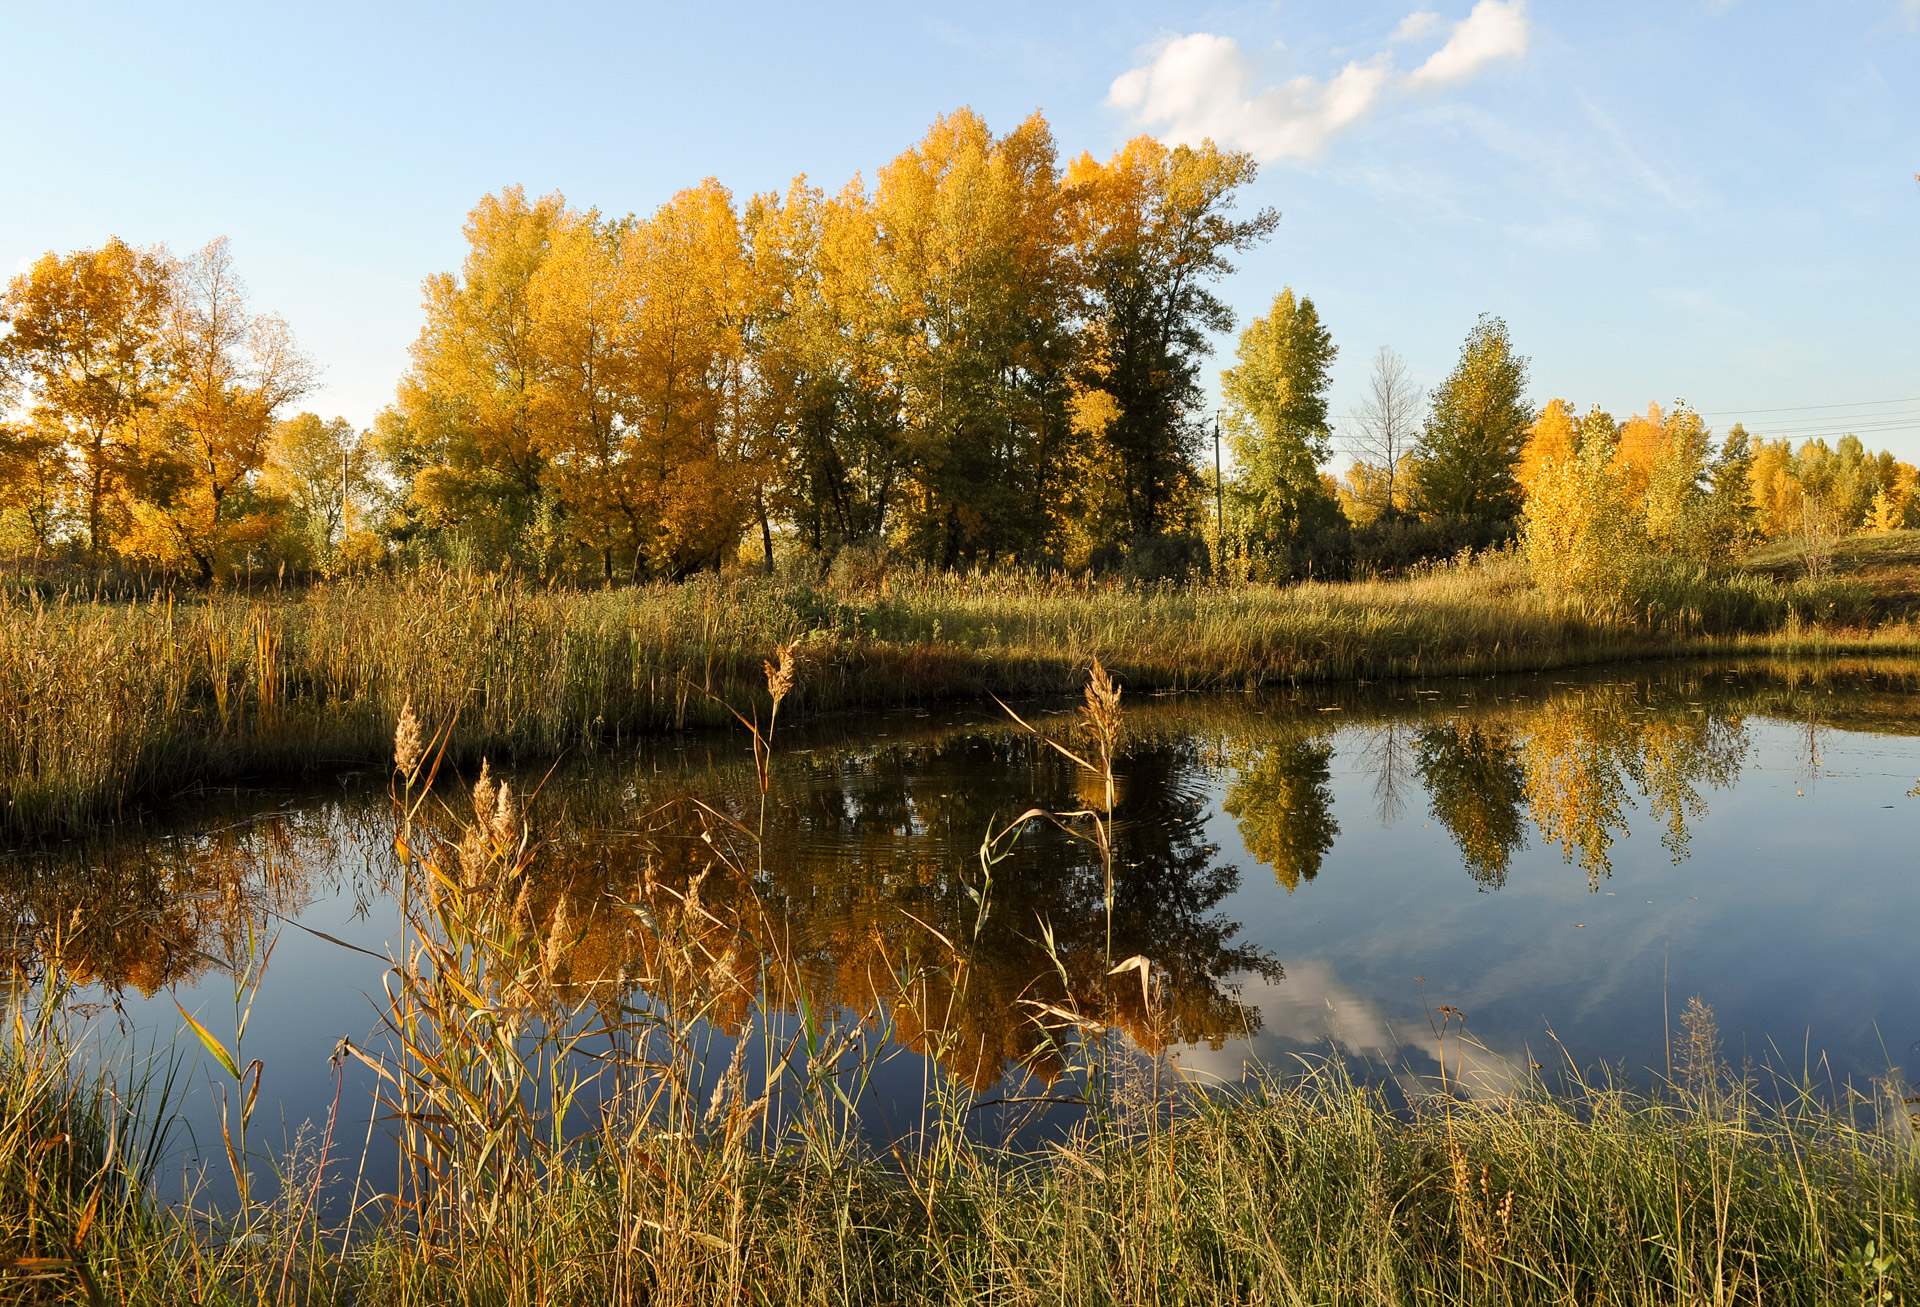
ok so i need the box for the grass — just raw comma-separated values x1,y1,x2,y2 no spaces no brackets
1743,530,1920,618
4,545,1913,839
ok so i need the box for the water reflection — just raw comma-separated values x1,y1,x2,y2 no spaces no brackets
5,659,1918,1091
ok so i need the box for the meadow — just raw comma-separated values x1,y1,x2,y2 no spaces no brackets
0,547,1898,839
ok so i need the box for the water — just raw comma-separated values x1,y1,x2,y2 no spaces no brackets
8,657,1920,1201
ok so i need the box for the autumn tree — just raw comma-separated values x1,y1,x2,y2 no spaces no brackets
381,188,565,566
126,239,314,580
1414,722,1528,889
0,238,172,557
0,417,69,556
1517,397,1581,500
743,178,907,562
1521,411,1643,608
1221,286,1338,573
873,109,1076,567
1222,738,1339,892
1066,136,1278,546
612,178,754,577
1412,314,1531,522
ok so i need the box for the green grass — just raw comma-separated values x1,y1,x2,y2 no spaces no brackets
0,549,1903,838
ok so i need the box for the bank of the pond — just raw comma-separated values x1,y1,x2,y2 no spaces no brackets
7,1047,1918,1306
0,553,1901,837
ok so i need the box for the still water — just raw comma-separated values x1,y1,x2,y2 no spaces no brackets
7,658,1920,1194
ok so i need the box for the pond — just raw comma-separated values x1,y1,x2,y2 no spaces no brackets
7,657,1920,1205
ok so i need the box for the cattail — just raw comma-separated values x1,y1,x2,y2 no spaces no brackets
492,781,518,848
763,642,796,707
394,697,422,778
472,759,496,827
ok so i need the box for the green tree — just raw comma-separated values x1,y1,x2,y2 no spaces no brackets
1412,313,1531,522
260,412,378,570
1221,287,1339,571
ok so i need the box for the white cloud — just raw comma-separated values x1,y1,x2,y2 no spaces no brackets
1405,0,1530,89
1393,11,1442,42
1108,33,1392,162
1109,3,1530,163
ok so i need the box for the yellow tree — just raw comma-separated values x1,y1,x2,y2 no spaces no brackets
1746,437,1801,538
525,203,643,579
740,177,907,562
874,109,1076,566
1871,461,1919,530
0,416,70,556
1522,425,1643,609
1517,397,1580,500
0,239,172,557
614,178,754,576
124,239,313,580
382,188,564,561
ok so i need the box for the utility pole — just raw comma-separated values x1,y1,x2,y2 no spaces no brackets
1213,411,1225,567
339,446,349,559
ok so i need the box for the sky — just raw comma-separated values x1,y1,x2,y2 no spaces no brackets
4,1,1917,464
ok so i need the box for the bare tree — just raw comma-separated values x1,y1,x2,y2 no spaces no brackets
1351,345,1423,519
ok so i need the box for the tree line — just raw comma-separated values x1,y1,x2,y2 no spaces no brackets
4,107,1915,585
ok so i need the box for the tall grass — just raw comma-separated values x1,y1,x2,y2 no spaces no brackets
6,666,1920,1304
0,553,1895,838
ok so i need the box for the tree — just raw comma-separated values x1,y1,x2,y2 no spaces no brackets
0,417,69,556
1411,314,1531,522
1350,345,1422,517
875,110,1076,567
1518,398,1580,500
1066,136,1279,544
383,187,565,565
260,412,378,570
0,238,172,558
1521,423,1643,609
126,239,314,580
613,178,755,577
1221,287,1338,570
745,177,907,560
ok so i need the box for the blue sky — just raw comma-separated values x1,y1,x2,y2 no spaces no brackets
4,1,1916,462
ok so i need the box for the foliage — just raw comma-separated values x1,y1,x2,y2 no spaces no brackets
1221,287,1340,578
1522,431,1646,609
1411,313,1532,523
